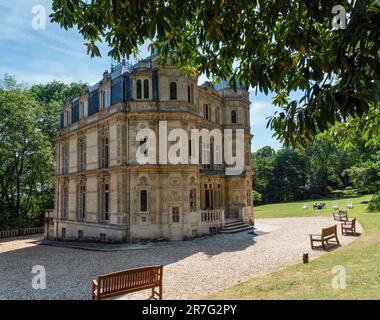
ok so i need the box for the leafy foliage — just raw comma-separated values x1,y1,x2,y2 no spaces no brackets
368,192,380,211
50,0,380,146
0,76,82,229
252,137,378,204
252,190,263,205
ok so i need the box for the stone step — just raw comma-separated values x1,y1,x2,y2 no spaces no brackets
222,223,249,230
220,220,254,234
224,220,244,227
219,224,253,234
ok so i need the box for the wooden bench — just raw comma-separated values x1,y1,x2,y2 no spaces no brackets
341,218,357,236
92,265,163,300
333,210,348,221
310,225,340,250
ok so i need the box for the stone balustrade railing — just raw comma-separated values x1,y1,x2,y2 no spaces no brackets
0,226,44,239
200,209,224,225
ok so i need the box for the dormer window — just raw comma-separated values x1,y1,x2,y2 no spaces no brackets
170,82,177,100
83,99,88,118
102,89,110,109
80,99,89,119
64,109,71,126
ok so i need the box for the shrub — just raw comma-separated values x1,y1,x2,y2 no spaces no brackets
252,190,262,205
368,192,380,212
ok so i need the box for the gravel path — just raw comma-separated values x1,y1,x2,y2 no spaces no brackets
0,217,361,300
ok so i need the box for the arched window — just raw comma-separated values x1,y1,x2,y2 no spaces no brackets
143,79,149,99
187,85,191,103
136,79,142,99
170,82,177,100
231,110,237,124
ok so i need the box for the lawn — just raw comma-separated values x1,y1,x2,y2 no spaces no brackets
208,194,380,299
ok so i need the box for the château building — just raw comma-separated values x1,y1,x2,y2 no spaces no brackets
45,53,253,242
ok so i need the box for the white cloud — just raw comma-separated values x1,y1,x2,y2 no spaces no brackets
250,100,276,126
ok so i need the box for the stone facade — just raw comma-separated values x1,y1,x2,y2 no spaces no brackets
48,54,253,243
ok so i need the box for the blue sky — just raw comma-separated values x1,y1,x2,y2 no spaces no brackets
0,0,283,151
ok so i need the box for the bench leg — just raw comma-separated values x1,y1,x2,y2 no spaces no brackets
92,282,98,300
150,288,156,300
149,287,162,300
310,237,315,250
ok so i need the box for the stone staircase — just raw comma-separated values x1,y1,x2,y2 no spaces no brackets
219,219,254,234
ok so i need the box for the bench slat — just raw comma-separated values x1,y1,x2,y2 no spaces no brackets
92,265,163,300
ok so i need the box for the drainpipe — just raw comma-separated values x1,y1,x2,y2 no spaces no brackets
127,113,131,243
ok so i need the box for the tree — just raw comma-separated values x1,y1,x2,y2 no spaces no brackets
252,146,276,203
50,0,380,146
252,137,368,203
0,77,53,228
268,149,308,202
0,76,83,229
30,81,84,143
320,109,380,195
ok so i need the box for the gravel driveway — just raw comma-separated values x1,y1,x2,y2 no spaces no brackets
0,217,361,300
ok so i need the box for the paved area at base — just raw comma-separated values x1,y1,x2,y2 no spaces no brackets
0,217,361,300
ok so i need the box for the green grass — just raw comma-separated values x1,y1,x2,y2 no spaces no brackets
207,194,380,299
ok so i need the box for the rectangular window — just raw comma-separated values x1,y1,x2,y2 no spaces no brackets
101,137,109,168
78,142,86,172
137,79,142,99
101,183,109,221
102,89,110,108
63,146,69,174
78,185,86,221
104,184,109,220
172,207,180,223
202,143,211,169
140,190,148,213
203,104,209,120
215,144,222,167
202,184,214,210
65,110,71,126
143,79,149,99
170,82,177,100
62,186,68,219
